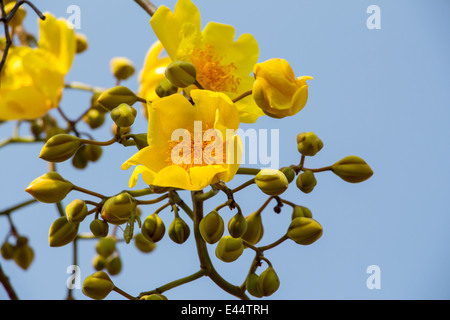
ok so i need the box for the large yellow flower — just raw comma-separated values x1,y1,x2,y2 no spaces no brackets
121,90,243,191
0,13,75,121
150,0,264,123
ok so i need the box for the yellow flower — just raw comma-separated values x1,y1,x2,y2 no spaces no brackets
150,0,264,123
121,90,243,191
253,58,313,119
0,13,75,121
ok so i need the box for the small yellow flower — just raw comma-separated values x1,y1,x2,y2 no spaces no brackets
121,90,243,191
150,0,263,123
0,13,75,121
253,58,313,119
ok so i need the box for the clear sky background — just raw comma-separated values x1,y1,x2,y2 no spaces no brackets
1,0,450,300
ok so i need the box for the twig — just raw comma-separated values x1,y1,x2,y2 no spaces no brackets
0,263,18,300
133,0,157,17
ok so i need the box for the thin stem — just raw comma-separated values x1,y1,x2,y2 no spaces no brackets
259,234,289,251
136,193,169,205
301,165,333,173
0,263,18,300
231,178,255,194
64,82,104,93
133,0,157,16
232,90,252,103
0,199,37,216
113,286,138,300
236,167,261,175
80,136,118,147
72,185,106,199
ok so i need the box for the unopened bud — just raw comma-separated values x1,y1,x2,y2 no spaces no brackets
296,170,317,194
97,86,138,111
13,244,34,270
215,236,244,263
255,169,289,196
165,61,197,88
242,211,264,245
83,108,105,129
48,216,79,247
111,57,135,81
82,271,115,300
39,134,83,163
134,233,156,253
332,155,373,183
199,210,224,244
280,167,296,183
168,217,190,244
96,237,116,258
245,273,263,298
92,255,106,271
258,266,280,297
296,132,324,156
106,255,122,276
66,199,88,223
287,217,323,245
82,144,103,162
1,241,15,260
110,103,137,128
75,33,88,54
72,147,88,169
90,219,109,238
132,134,149,150
291,205,313,219
140,294,168,300
141,213,165,243
155,78,178,98
25,172,73,203
227,212,248,238
100,193,137,225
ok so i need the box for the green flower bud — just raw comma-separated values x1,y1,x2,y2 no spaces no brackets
106,255,122,276
1,241,15,260
296,132,324,156
39,134,83,163
215,236,244,263
255,169,289,196
16,236,28,247
141,213,165,243
83,108,105,129
97,86,138,111
287,217,323,245
96,237,116,258
90,219,109,237
48,216,79,247
227,212,248,238
168,217,190,244
291,205,313,219
100,193,137,225
45,126,66,141
155,78,178,98
75,33,89,54
92,255,106,271
132,133,149,150
111,57,135,81
72,146,88,169
66,199,88,223
258,267,280,297
140,294,168,300
199,210,224,244
25,172,73,204
82,144,103,162
246,273,263,298
165,61,197,88
13,244,34,270
82,271,115,300
296,170,317,194
242,211,264,245
134,233,156,253
332,155,374,183
280,167,296,183
110,103,137,128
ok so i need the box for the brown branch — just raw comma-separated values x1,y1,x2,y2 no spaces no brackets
133,0,157,17
0,263,18,300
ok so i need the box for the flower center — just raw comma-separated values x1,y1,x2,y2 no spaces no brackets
190,44,240,93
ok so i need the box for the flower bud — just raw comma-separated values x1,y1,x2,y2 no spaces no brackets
13,244,34,270
25,172,73,203
296,170,317,194
72,147,88,169
227,212,248,238
140,294,168,300
110,103,137,128
255,169,289,196
280,167,296,183
82,144,103,162
106,255,122,276
287,217,323,245
132,133,149,150
97,86,138,111
168,217,190,244
1,241,15,260
155,78,178,98
199,210,224,244
5,3,26,28
245,273,263,298
83,108,105,129
96,237,116,258
75,33,88,54
258,267,280,297
291,205,313,219
48,216,79,247
66,199,88,223
111,57,135,81
165,61,197,88
90,219,109,237
296,132,324,156
100,193,137,225
92,255,106,271
242,211,264,245
82,271,115,300
332,155,373,183
142,213,165,243
134,233,156,253
215,236,244,263
39,134,83,163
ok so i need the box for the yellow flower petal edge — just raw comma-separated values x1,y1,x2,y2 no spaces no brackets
122,90,243,191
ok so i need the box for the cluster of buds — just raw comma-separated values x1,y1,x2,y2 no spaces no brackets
92,237,122,276
1,236,34,270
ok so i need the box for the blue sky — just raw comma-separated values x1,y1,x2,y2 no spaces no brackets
1,0,450,300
